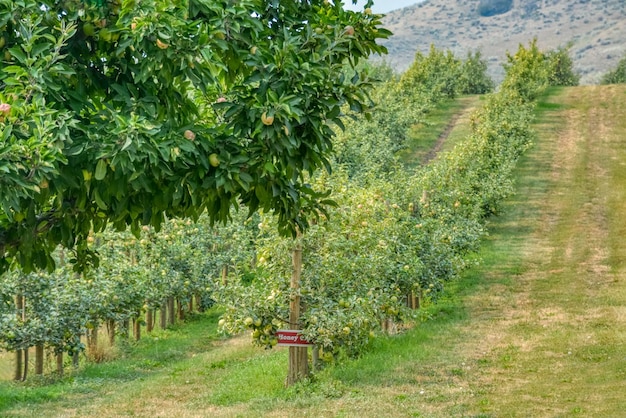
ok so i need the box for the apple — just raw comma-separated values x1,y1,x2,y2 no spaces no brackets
261,112,274,126
100,28,113,42
364,8,372,15
0,103,10,116
250,46,257,55
244,317,254,327
216,97,227,103
344,25,355,36
209,153,220,167
0,36,5,48
156,39,169,49
83,22,95,37
184,129,196,140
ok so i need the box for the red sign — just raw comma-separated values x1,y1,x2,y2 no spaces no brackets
276,330,313,347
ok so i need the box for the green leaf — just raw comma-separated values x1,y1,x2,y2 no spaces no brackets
95,160,107,181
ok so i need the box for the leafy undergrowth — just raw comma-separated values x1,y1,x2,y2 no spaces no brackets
2,85,626,417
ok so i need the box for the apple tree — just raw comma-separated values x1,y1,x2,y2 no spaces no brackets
0,0,390,274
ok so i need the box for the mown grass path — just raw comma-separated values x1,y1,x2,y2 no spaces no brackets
441,85,626,417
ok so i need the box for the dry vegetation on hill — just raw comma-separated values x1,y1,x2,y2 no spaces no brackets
379,0,626,84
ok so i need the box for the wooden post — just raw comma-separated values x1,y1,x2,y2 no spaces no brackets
286,233,308,386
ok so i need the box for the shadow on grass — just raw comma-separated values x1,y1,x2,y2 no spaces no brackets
0,309,223,413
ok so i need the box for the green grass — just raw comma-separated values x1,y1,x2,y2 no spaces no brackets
399,95,481,167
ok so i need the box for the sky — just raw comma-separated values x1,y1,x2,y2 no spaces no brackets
343,0,424,14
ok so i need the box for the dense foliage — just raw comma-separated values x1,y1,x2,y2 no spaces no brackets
546,45,580,87
0,0,389,274
601,54,626,84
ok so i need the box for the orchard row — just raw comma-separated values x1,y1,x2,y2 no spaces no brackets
0,40,576,380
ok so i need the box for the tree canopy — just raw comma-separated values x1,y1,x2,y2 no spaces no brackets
0,0,390,273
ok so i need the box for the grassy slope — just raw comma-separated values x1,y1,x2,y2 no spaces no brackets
2,85,626,417
398,95,481,168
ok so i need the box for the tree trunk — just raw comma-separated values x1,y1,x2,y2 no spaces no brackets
195,294,204,313
14,350,23,381
35,344,44,375
168,297,175,326
56,352,64,376
407,291,419,310
312,346,320,371
146,309,154,333
188,297,193,314
177,298,184,321
122,319,130,339
160,301,167,329
22,348,29,381
88,325,98,355
107,319,116,345
133,318,141,341
221,265,228,285
286,233,308,386
73,351,80,369
14,294,23,381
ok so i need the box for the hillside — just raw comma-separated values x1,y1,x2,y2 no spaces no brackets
380,0,626,84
